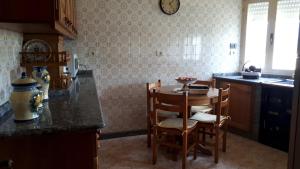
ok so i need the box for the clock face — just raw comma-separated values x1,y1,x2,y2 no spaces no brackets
160,0,180,15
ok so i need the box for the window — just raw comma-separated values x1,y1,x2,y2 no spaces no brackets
242,0,300,75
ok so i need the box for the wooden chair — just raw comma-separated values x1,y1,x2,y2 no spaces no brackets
190,84,230,163
190,79,216,113
152,91,198,169
146,80,178,147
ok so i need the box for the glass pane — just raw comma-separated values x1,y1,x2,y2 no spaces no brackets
244,2,269,68
272,0,300,70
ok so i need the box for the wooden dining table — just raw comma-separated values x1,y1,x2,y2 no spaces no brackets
157,85,220,155
158,85,219,106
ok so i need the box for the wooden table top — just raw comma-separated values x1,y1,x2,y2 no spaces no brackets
158,85,219,106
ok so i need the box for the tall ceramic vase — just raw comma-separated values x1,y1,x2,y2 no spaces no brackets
32,66,50,101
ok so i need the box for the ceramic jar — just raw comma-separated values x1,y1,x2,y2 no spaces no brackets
10,72,43,121
32,66,50,100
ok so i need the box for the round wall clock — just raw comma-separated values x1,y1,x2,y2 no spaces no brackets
160,0,180,15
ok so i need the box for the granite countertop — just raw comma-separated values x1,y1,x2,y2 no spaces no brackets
0,70,105,138
213,73,294,88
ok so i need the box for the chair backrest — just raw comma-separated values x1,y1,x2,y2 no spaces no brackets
146,80,161,114
153,91,189,130
216,84,230,124
193,79,216,88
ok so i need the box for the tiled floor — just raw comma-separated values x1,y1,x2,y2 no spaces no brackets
99,133,288,169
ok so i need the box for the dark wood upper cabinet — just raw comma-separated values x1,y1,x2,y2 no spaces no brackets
0,0,77,39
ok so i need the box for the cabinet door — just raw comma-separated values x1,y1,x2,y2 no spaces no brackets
58,0,67,26
70,0,76,31
221,81,253,132
57,0,76,34
68,0,75,32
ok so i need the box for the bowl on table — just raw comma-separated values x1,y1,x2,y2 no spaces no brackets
175,77,197,91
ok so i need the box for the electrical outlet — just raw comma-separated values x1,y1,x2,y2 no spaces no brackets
159,51,163,56
155,50,163,56
87,48,98,57
230,43,237,49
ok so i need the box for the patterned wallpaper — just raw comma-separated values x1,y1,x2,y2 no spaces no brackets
0,29,23,106
65,0,242,133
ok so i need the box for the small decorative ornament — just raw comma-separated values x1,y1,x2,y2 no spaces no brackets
160,0,180,15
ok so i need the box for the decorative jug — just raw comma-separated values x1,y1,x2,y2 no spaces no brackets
32,66,50,100
10,72,43,121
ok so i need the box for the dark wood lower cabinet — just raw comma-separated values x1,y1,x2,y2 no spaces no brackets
0,130,99,169
219,81,254,132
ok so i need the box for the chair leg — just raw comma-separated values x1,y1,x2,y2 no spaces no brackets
147,118,151,148
182,131,188,169
152,127,157,165
202,128,206,146
188,105,192,117
222,122,228,152
193,130,197,160
214,128,219,164
170,136,178,161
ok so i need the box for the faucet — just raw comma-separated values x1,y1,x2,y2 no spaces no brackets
242,60,250,72
292,73,295,79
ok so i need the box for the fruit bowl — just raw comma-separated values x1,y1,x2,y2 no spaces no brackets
175,77,197,91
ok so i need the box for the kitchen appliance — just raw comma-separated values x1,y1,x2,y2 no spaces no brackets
10,72,43,121
68,53,79,78
241,65,262,79
241,71,262,79
259,86,292,152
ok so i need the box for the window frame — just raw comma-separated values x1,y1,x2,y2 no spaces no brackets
241,0,297,76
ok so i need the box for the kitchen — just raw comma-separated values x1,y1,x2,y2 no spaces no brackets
0,0,300,169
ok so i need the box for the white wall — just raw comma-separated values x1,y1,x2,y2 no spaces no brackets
0,29,23,105
65,0,242,133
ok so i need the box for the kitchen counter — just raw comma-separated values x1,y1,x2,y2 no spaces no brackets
0,70,103,169
0,70,105,138
213,74,294,88
214,73,293,146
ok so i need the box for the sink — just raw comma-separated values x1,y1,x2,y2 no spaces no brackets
272,79,294,85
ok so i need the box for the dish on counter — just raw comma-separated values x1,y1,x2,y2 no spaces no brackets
23,39,52,62
188,84,209,95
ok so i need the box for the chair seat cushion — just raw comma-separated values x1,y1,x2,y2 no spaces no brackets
191,105,212,113
158,118,197,130
157,110,179,118
190,112,227,123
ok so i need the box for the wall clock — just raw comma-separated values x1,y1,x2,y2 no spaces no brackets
160,0,180,15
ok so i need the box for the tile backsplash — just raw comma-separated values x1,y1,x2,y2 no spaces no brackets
0,29,23,106
66,0,242,133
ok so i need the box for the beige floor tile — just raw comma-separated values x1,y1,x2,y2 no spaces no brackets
99,133,287,169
